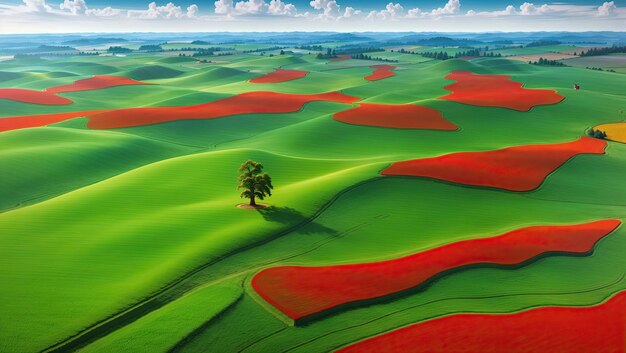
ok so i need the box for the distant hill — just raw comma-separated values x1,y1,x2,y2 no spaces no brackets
62,38,127,45
393,36,483,47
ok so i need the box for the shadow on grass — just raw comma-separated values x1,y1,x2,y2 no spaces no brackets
258,206,338,236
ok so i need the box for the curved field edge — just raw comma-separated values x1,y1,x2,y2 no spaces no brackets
335,289,626,353
380,136,607,192
78,280,243,353
0,149,384,353
251,219,620,323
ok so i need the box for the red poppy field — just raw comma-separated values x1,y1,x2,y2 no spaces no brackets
332,103,457,130
249,68,309,83
0,91,359,131
45,75,151,93
439,70,565,111
252,220,619,322
337,290,626,353
381,136,607,191
0,88,73,105
365,65,396,81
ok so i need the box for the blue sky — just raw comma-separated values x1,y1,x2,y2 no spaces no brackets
0,0,624,33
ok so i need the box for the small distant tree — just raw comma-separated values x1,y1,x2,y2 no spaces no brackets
587,128,607,139
237,160,273,206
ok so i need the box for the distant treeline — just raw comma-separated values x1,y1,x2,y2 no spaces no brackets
174,47,231,52
578,45,626,57
399,48,501,60
586,67,617,73
138,45,163,51
529,57,567,66
242,46,286,53
351,53,397,62
526,40,562,47
316,48,338,59
297,45,324,51
302,45,385,56
107,46,133,53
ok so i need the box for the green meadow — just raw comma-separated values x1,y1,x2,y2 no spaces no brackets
0,43,624,353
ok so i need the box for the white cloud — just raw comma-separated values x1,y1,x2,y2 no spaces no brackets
407,7,422,17
23,0,52,12
214,0,296,16
128,2,185,18
597,1,617,16
366,2,404,20
85,6,121,16
60,0,87,15
268,0,296,16
519,2,551,15
466,4,515,17
342,6,361,18
186,4,198,17
431,0,460,15
309,0,340,19
234,0,267,14
214,0,232,14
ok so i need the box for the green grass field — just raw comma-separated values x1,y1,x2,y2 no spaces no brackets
0,43,625,353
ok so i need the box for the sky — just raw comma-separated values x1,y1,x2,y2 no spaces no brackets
0,0,624,34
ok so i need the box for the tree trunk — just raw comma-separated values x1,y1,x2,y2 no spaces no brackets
249,192,256,206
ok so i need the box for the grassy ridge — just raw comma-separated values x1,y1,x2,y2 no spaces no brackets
80,280,243,353
0,148,381,352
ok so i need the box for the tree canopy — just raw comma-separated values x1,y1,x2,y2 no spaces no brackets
237,160,273,206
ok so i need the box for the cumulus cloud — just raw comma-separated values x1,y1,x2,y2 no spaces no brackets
214,0,296,16
309,0,340,19
366,2,404,20
214,0,232,14
431,0,460,15
128,2,185,18
85,6,121,16
466,4,515,17
186,3,198,17
519,2,551,15
407,7,422,17
234,0,267,14
597,1,617,16
23,0,52,12
60,0,87,15
342,6,361,18
268,0,296,15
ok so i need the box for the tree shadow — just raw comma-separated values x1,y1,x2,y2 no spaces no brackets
258,206,338,236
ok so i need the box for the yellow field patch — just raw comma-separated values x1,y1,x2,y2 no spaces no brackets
594,122,626,143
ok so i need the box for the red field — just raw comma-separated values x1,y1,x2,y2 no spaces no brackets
337,290,626,353
365,65,396,81
439,70,564,111
251,220,619,321
381,136,606,191
249,69,309,83
332,103,457,130
0,75,149,105
46,75,151,93
0,110,106,132
86,91,359,129
0,88,72,105
0,91,360,132
330,54,352,62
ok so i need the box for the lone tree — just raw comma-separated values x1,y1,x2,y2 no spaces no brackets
237,160,273,207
